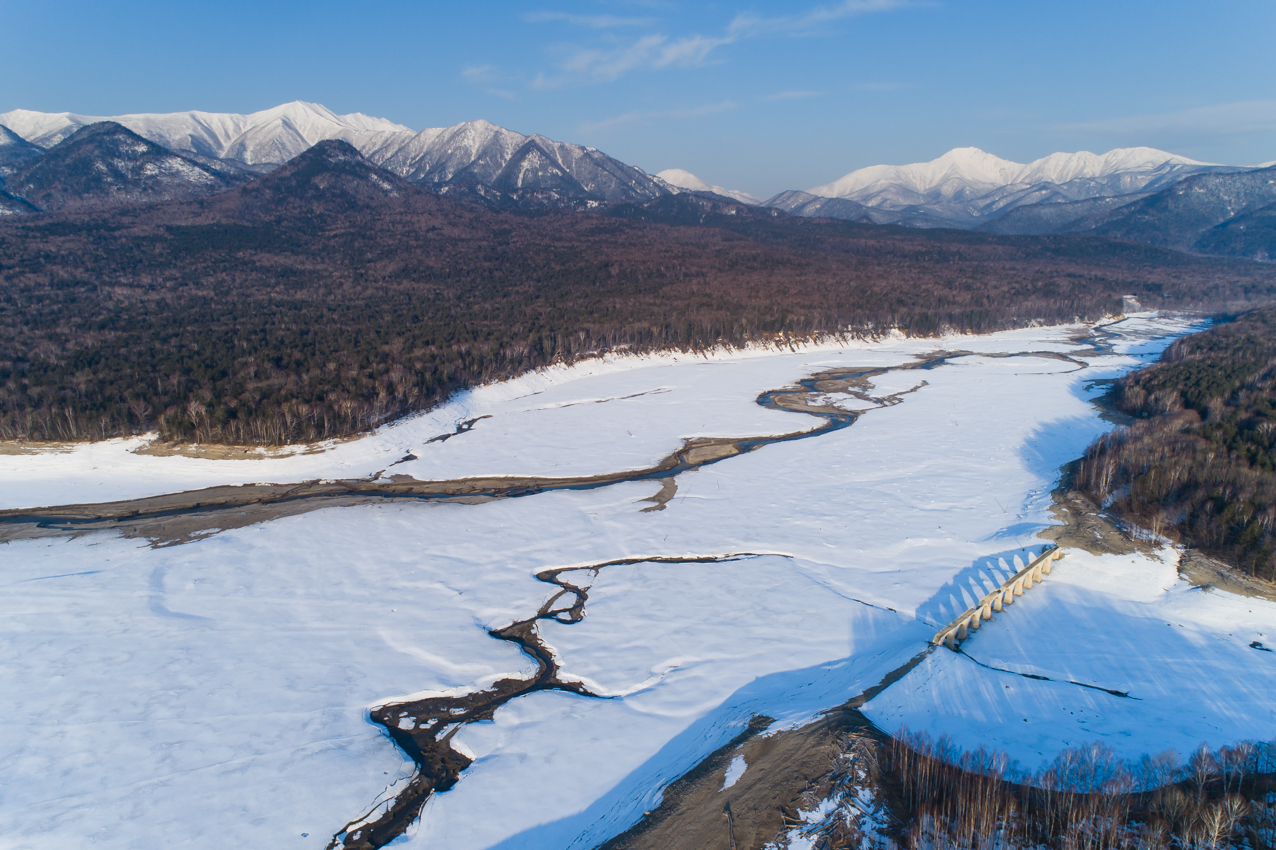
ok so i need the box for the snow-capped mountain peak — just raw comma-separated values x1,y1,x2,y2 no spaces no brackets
0,101,416,166
768,145,1234,231
374,119,668,206
809,147,1021,201
809,145,1216,205
1014,147,1211,185
0,103,673,210
656,169,761,205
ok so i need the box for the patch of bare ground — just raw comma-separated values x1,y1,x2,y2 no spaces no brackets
598,652,932,850
130,440,337,460
0,436,346,460
1040,486,1143,557
0,441,785,547
639,477,678,512
599,713,845,850
1042,484,1276,599
0,440,78,455
1043,479,1276,603
1179,548,1276,602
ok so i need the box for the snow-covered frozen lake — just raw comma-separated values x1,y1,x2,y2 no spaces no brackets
3,316,1274,849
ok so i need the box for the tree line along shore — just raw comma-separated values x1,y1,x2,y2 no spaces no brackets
4,143,1275,447
1078,307,1276,583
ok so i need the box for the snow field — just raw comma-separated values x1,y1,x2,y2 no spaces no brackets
0,321,1106,512
862,546,1276,768
4,315,1258,850
422,556,922,850
0,506,548,848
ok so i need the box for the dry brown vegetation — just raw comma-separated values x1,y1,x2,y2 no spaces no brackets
1077,309,1276,580
4,141,1276,446
790,729,1276,850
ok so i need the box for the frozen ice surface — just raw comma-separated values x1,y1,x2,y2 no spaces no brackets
4,315,1265,850
0,507,546,847
861,546,1276,768
0,320,1160,511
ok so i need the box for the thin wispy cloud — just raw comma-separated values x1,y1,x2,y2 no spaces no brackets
541,33,731,86
461,65,519,99
533,0,914,87
580,101,738,133
764,90,822,101
461,65,499,84
728,0,918,39
1058,100,1276,139
524,11,657,28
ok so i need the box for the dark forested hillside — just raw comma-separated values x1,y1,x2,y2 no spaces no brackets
1077,309,1276,580
5,122,249,213
1072,165,1276,258
3,141,1276,446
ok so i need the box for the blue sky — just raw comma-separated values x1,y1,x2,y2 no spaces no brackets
3,0,1274,197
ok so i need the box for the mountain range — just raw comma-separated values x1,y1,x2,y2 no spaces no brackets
684,147,1276,260
0,101,1272,260
6,137,1272,446
0,101,413,166
762,146,1240,230
0,101,671,210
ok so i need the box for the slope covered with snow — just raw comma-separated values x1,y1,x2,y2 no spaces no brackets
779,146,1234,230
5,316,1274,850
0,103,671,207
656,168,761,205
809,146,1214,203
375,119,668,206
0,101,415,167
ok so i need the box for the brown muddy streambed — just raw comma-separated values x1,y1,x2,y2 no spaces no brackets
332,553,774,850
0,340,1118,850
0,363,920,546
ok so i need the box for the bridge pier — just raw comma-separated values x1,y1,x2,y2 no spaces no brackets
931,547,1065,650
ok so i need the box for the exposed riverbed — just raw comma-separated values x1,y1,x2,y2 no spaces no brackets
5,317,1273,850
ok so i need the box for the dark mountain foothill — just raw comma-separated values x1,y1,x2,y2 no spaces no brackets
977,193,1151,236
0,186,38,215
1192,202,1276,262
759,190,880,224
0,124,45,177
207,139,416,219
4,121,250,213
1067,165,1276,254
3,142,1276,448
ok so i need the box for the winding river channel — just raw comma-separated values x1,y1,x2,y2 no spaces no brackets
0,327,1140,850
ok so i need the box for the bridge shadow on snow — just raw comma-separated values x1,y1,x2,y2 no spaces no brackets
913,412,1108,630
912,547,1042,630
